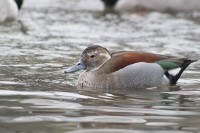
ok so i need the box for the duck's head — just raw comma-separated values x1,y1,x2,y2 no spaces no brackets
65,45,111,73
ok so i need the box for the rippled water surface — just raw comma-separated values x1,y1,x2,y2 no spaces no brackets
0,0,200,132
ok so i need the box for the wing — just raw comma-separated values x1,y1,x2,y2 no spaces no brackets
98,51,174,74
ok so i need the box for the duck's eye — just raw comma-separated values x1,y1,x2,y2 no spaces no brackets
90,55,95,58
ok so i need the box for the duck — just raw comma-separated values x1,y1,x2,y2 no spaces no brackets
64,45,196,89
0,0,23,22
101,0,200,13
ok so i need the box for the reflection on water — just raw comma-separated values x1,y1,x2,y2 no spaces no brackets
0,89,200,132
0,0,200,132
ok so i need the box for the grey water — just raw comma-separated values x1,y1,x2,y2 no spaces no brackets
0,0,200,132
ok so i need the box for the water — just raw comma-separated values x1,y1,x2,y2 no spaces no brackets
0,0,200,132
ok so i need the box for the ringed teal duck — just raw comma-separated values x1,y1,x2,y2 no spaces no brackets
101,0,200,12
65,45,196,89
0,0,23,22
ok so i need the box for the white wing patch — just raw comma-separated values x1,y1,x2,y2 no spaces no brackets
168,68,181,76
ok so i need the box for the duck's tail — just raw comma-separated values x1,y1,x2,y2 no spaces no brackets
156,58,197,85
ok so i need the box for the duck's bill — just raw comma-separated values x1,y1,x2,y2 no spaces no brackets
64,62,86,73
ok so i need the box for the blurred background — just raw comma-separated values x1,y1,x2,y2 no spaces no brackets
0,0,200,133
